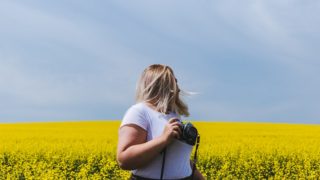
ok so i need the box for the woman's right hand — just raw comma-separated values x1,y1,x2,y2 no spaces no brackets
161,118,182,145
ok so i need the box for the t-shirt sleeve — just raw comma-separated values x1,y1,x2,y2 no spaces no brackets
120,106,148,131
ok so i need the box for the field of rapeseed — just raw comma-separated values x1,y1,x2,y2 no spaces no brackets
1,121,320,179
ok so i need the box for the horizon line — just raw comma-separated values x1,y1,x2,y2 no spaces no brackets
0,119,319,126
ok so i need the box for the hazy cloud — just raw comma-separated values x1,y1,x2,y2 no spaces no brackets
0,0,319,123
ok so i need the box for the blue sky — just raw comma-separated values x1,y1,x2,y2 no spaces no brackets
0,1,319,123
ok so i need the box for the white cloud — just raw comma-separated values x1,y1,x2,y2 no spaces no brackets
0,0,319,123
0,1,152,121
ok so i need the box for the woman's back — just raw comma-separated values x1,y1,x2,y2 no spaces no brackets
120,102,193,179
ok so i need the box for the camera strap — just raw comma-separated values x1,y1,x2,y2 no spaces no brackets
160,148,166,180
191,135,200,179
160,135,200,180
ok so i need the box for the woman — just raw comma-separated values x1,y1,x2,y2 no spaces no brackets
117,64,205,180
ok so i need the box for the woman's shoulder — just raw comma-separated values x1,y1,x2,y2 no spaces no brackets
121,102,149,131
128,102,146,112
123,102,149,118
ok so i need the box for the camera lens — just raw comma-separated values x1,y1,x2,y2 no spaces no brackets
181,122,198,146
188,127,197,139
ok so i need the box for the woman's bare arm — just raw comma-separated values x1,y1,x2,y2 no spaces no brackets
117,124,167,170
193,169,205,180
117,118,181,170
190,160,206,180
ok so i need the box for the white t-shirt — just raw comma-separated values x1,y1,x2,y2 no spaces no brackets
120,102,193,179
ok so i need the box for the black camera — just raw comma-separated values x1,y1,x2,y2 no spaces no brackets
179,121,198,146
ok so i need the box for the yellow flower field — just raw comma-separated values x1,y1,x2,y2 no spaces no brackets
1,121,320,179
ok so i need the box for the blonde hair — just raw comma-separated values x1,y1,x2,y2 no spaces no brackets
135,64,190,117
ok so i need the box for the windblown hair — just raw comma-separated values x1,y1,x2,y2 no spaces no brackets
135,64,189,117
